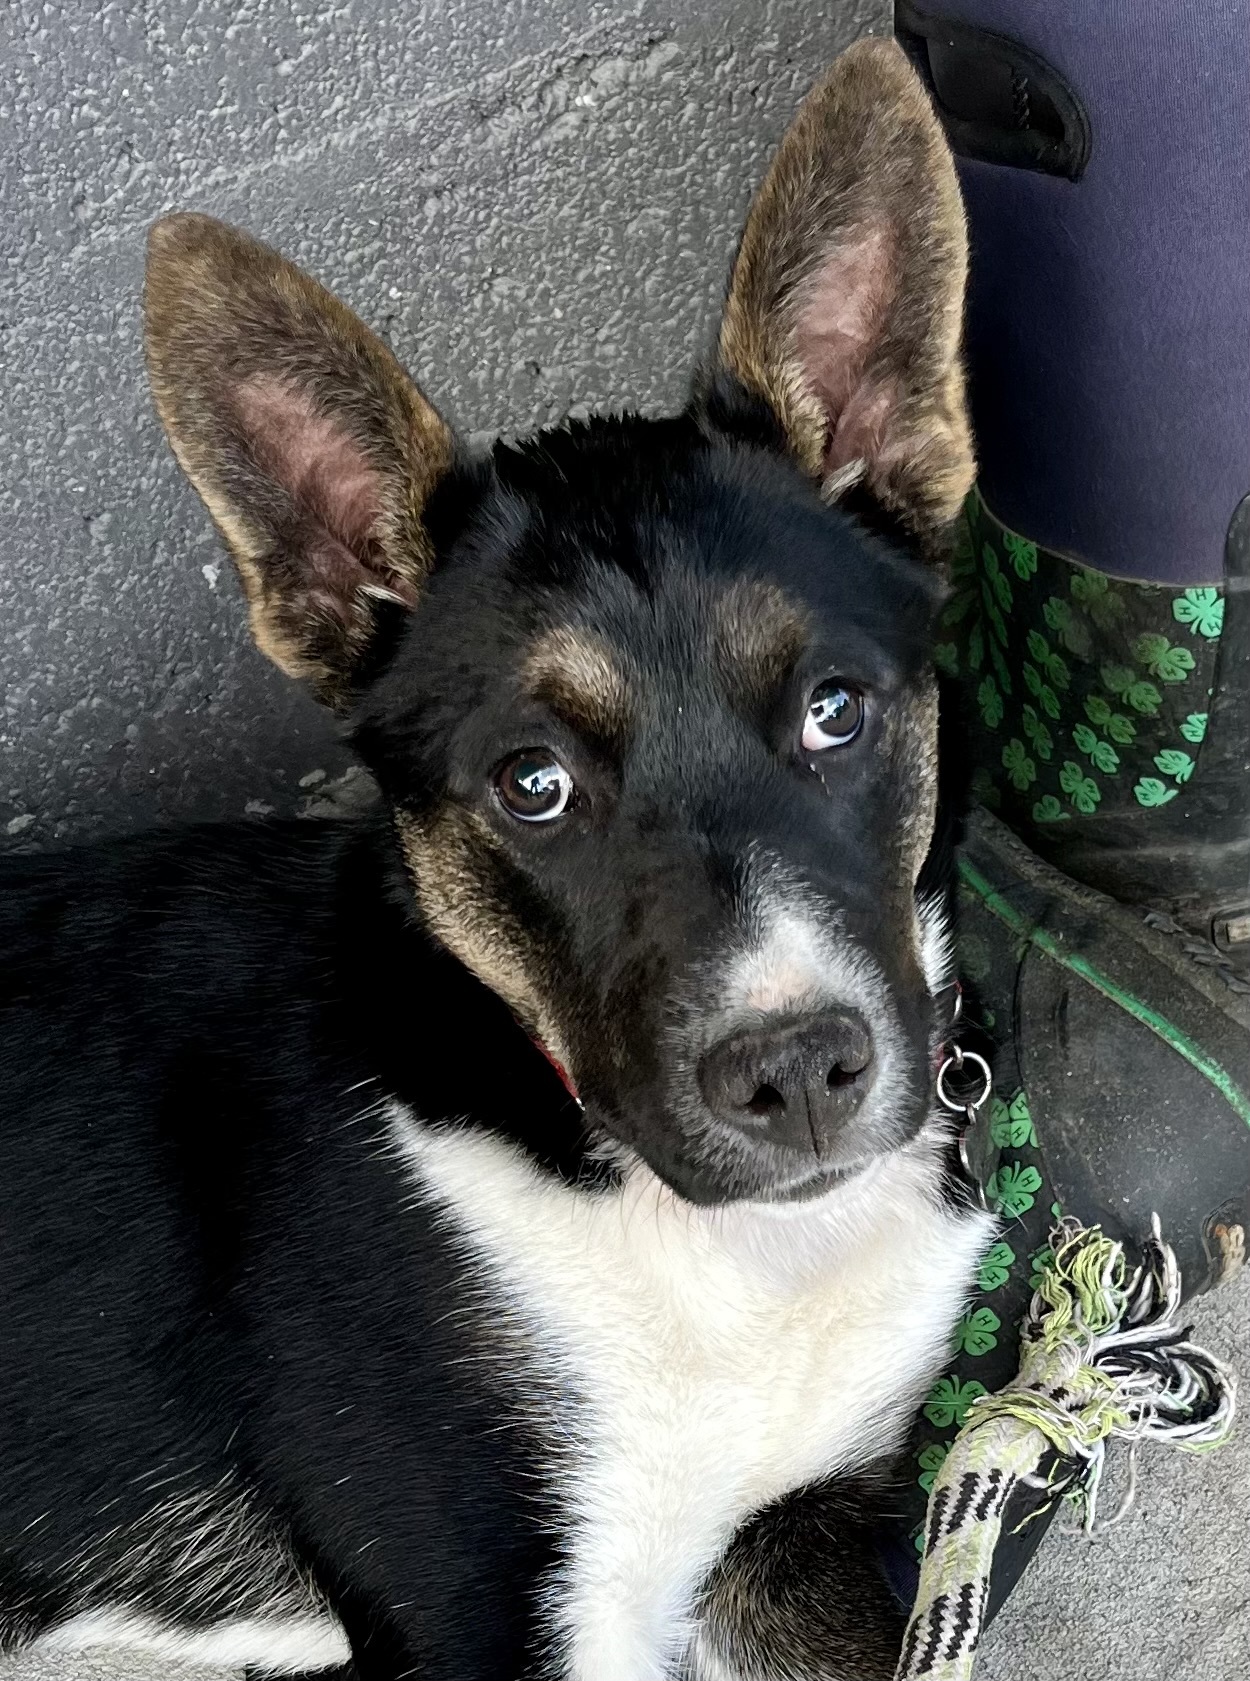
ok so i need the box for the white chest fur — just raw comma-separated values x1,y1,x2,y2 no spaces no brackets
390,1108,992,1681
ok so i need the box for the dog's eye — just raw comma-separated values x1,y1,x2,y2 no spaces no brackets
801,680,865,750
495,751,575,822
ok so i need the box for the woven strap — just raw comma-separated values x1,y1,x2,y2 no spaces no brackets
897,1421,1047,1680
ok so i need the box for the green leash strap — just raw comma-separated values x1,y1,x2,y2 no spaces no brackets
895,1220,1237,1681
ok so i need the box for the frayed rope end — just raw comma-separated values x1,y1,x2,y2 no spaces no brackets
895,1217,1237,1681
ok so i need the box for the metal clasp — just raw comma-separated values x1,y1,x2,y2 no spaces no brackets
935,1042,995,1210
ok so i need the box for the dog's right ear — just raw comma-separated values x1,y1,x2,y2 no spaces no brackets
144,214,454,708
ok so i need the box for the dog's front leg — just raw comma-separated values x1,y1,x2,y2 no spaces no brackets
688,1477,904,1681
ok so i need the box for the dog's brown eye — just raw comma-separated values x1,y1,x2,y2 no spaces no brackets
495,752,575,822
802,680,864,750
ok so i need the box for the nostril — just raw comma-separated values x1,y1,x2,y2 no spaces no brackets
747,1082,786,1119
827,1046,872,1089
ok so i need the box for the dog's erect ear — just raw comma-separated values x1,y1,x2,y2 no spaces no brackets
144,214,454,706
716,38,972,550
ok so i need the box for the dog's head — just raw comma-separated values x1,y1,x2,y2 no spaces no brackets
145,40,973,1206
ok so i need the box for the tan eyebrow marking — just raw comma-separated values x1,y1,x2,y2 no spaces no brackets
522,626,633,745
713,580,809,701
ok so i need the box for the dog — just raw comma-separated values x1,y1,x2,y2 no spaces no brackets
0,39,992,1681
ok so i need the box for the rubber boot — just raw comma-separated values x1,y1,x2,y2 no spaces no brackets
896,0,1250,968
942,492,1250,990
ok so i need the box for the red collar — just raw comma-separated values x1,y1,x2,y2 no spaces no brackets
530,1035,582,1104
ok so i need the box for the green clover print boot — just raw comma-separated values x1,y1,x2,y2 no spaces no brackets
943,491,1250,985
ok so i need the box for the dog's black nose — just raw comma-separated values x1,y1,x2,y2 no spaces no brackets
698,1011,875,1156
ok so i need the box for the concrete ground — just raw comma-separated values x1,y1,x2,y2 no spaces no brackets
2,0,1247,1676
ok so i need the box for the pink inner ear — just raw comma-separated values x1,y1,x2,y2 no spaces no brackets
233,375,412,603
790,222,899,475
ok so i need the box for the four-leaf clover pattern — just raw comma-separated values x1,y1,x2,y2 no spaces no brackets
1043,594,1093,657
1133,633,1196,683
977,677,1004,729
1134,776,1179,808
1002,739,1037,790
1032,794,1069,823
912,1070,1057,1539
1004,532,1038,578
1021,704,1054,761
1173,588,1224,638
1059,760,1100,813
949,493,1223,837
934,642,960,678
1028,1244,1056,1292
983,545,1013,613
989,1092,1037,1149
923,1376,988,1429
1154,749,1194,784
1022,662,1061,719
1085,693,1137,743
1071,567,1126,631
916,1442,949,1493
976,1241,1016,1292
987,1162,1043,1218
1100,664,1162,718
953,1306,1001,1357
1072,724,1120,775
1026,630,1070,692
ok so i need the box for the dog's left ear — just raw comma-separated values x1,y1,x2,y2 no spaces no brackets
144,213,454,707
713,37,973,551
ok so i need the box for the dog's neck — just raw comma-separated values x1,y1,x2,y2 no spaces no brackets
329,812,606,1187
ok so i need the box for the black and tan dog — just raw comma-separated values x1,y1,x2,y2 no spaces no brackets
0,40,992,1681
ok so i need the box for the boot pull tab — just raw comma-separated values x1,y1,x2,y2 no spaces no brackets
896,1,1092,181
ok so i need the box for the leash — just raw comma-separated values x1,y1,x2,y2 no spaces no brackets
896,1007,1239,1681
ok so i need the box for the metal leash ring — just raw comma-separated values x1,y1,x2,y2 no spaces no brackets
935,1044,995,1210
935,1047,993,1115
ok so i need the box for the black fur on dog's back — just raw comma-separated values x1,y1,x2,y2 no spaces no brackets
0,815,584,1670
